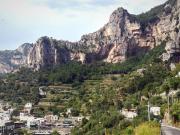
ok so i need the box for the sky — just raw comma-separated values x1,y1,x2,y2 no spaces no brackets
0,0,167,50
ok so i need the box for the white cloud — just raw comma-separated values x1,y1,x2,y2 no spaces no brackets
0,0,167,50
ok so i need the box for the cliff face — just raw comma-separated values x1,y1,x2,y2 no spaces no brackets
28,0,180,69
79,7,155,63
0,0,179,73
152,0,180,61
0,43,33,73
27,7,156,69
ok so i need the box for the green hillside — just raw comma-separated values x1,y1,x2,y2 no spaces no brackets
0,42,180,134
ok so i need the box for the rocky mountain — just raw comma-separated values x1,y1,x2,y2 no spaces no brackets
0,43,33,73
0,0,179,73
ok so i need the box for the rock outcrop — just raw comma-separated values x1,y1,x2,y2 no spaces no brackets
28,7,156,69
156,0,180,62
0,0,179,73
0,43,33,73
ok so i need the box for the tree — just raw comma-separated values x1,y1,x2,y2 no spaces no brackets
169,77,180,90
171,102,180,123
161,83,170,95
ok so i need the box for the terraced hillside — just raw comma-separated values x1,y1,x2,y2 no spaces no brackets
33,84,77,117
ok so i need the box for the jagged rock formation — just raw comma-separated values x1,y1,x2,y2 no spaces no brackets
148,0,180,62
0,43,33,73
0,0,179,72
27,7,155,69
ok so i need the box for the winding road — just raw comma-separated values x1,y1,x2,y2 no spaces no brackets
161,124,180,135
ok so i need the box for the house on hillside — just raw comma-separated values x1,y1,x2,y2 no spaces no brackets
20,112,45,128
121,108,137,119
44,114,58,123
24,103,33,114
150,107,160,116
20,112,34,122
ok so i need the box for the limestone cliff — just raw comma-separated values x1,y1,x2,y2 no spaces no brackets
0,43,33,73
0,0,179,72
27,7,155,69
28,0,179,69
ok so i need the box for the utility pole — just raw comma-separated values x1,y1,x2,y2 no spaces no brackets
171,94,174,104
148,100,150,121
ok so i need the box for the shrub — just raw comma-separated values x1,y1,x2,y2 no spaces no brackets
134,121,160,135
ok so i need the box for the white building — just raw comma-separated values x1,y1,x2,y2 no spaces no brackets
121,109,137,119
20,112,45,128
24,103,33,114
44,114,58,123
0,108,13,122
150,107,160,116
27,118,45,128
70,116,90,124
20,112,34,122
0,101,14,134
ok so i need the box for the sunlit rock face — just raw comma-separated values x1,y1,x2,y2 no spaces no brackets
27,7,155,67
0,0,180,72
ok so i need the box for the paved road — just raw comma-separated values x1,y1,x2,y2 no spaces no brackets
161,124,180,135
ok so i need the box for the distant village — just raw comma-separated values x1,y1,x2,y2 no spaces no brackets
0,87,89,135
0,98,162,135
0,100,89,135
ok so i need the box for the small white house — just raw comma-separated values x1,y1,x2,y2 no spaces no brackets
27,118,45,128
121,109,137,119
20,112,45,128
24,103,32,114
24,103,32,108
20,112,34,122
150,107,160,116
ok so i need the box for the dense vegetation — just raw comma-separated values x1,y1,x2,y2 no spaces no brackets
0,42,180,134
37,42,166,84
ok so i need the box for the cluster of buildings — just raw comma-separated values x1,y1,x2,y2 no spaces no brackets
121,106,161,120
0,101,15,135
17,103,86,135
0,101,86,135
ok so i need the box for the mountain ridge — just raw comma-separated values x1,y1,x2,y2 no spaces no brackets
0,0,179,73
